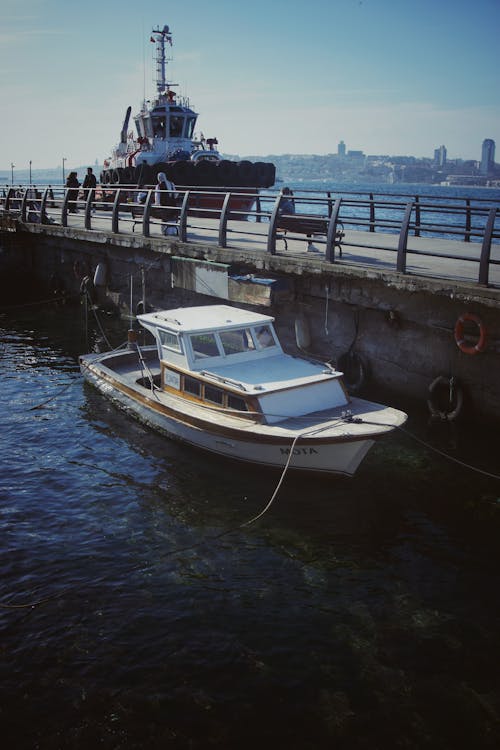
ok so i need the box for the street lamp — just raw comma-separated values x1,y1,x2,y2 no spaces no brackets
29,160,32,185
11,163,14,185
62,157,67,185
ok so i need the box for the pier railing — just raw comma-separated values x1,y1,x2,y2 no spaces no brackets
1,184,499,288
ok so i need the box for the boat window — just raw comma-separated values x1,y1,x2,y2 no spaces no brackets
254,325,276,349
144,116,153,139
184,376,201,397
219,328,255,356
190,333,220,359
170,116,184,138
186,117,196,139
204,385,224,405
227,394,248,412
152,117,166,137
158,329,182,353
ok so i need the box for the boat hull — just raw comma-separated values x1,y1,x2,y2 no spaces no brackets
80,357,376,477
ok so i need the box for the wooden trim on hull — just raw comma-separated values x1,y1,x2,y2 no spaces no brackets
80,359,392,445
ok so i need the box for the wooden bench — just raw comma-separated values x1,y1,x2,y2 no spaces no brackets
276,214,344,255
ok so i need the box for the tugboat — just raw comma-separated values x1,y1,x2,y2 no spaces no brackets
100,24,276,194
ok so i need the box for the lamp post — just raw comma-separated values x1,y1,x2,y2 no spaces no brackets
62,157,66,185
29,160,32,185
11,163,14,186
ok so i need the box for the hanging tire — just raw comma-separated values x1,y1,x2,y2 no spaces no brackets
216,160,236,187
262,162,276,188
121,167,132,185
236,160,254,186
136,163,152,186
173,160,193,186
254,162,269,188
195,160,217,186
337,350,368,393
427,375,464,422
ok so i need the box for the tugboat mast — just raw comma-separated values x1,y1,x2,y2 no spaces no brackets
151,24,173,97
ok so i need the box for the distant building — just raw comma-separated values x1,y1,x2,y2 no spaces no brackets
434,145,447,167
338,140,346,157
480,139,495,175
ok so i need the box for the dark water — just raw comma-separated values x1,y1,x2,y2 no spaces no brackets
1,306,500,749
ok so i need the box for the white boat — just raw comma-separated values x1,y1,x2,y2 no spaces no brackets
79,305,407,476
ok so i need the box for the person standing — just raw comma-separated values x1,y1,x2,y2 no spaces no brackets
154,171,178,235
66,172,80,213
83,167,97,211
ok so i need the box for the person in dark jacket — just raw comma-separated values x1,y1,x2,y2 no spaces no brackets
66,172,80,213
82,167,97,210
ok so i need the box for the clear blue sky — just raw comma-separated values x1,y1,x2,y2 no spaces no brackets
1,0,499,171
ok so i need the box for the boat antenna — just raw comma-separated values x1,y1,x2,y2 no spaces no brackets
150,24,173,95
142,18,146,105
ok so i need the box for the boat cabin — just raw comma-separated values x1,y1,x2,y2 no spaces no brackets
138,305,349,423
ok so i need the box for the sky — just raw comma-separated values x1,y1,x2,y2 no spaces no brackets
1,0,499,172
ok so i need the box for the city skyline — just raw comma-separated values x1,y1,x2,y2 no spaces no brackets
1,0,499,170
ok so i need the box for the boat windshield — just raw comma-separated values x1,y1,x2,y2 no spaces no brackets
170,116,183,137
186,117,196,139
219,328,255,356
190,333,220,359
254,325,276,348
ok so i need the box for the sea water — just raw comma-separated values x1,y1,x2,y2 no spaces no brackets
1,300,499,749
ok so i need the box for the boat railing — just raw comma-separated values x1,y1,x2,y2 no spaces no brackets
1,183,499,287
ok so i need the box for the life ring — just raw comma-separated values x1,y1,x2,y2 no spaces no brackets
427,375,464,422
454,313,487,355
337,350,368,393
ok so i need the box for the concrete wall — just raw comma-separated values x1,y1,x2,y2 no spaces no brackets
1,224,499,424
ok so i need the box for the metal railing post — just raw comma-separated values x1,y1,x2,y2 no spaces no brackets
267,195,283,254
40,188,48,224
464,198,471,242
178,190,190,242
111,188,121,234
142,190,153,237
478,207,497,286
21,188,28,222
84,188,93,230
255,194,262,223
325,198,342,263
5,188,13,211
397,201,414,273
218,192,232,247
61,188,69,227
414,195,420,237
369,192,375,232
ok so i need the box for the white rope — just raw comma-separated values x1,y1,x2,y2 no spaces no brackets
240,434,301,527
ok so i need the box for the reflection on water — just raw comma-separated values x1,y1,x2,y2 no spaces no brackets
1,308,499,749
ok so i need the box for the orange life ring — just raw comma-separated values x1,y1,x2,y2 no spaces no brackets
454,313,487,355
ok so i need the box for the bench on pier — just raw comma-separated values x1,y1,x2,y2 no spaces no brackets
276,214,344,255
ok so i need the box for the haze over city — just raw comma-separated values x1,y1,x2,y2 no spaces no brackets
1,0,499,170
